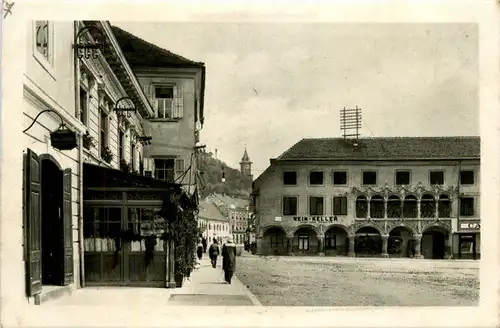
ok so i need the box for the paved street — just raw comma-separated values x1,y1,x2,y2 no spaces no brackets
236,254,479,306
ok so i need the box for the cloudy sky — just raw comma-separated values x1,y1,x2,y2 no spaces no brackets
113,22,478,176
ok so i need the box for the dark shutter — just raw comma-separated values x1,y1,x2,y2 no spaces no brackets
62,168,74,285
333,197,348,216
24,148,42,297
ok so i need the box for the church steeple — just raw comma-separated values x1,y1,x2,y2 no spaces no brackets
240,147,252,178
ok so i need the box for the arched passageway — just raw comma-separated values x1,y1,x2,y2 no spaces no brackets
421,226,449,259
324,226,348,256
293,226,318,255
354,226,382,257
262,227,287,255
388,226,414,258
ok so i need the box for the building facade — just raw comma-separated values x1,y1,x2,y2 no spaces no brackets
252,137,480,259
2,20,206,315
198,199,231,244
111,26,205,192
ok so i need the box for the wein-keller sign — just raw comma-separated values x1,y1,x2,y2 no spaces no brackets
293,216,339,223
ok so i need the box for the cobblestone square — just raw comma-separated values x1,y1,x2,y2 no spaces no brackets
236,256,479,306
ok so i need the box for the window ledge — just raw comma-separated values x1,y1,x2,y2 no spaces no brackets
149,118,182,123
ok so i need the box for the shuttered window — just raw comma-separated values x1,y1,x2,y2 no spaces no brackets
333,197,348,216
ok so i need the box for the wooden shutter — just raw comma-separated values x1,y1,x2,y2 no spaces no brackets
24,148,42,297
62,168,74,285
173,84,183,118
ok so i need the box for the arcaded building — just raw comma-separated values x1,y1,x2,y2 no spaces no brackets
251,137,480,259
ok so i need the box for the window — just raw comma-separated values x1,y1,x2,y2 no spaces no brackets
430,170,445,185
282,197,298,216
99,110,108,156
79,88,88,126
309,171,324,185
362,171,377,185
154,86,174,119
144,170,152,178
139,154,144,175
460,170,475,185
395,171,411,185
333,171,347,185
333,197,348,215
175,159,185,179
309,196,324,215
35,21,50,61
325,234,337,250
460,197,474,216
283,171,297,185
118,130,124,161
298,235,309,250
154,159,175,182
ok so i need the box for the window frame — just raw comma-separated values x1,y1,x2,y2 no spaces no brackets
283,170,298,186
459,197,475,217
460,170,475,185
332,196,348,216
309,196,325,216
298,235,310,250
79,86,89,127
429,170,445,185
332,170,348,186
309,170,325,186
282,196,298,216
395,170,412,186
33,21,56,78
154,158,176,182
362,170,378,186
118,129,125,161
99,108,109,158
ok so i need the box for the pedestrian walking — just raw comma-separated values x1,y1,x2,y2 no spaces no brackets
202,237,207,253
196,238,203,261
222,237,237,284
208,238,220,268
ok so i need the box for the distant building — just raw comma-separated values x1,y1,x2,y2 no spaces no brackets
198,199,230,244
240,148,253,191
207,193,252,245
251,137,480,260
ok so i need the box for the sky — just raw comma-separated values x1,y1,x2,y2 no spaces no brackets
113,22,479,177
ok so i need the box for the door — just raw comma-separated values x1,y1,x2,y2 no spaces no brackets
23,149,42,296
62,169,74,285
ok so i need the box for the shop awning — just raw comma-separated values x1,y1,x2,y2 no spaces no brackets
83,163,182,190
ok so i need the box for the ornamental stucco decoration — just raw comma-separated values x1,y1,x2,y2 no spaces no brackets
421,219,452,233
386,219,418,235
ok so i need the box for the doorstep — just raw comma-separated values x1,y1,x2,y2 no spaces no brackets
34,285,73,305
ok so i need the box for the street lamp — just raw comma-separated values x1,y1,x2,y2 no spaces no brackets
221,165,226,183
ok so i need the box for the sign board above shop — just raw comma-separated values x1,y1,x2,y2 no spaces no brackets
293,216,339,223
460,222,480,230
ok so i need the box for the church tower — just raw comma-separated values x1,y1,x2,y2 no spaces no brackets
240,147,252,179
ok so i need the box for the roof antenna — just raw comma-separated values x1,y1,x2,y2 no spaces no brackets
340,106,362,146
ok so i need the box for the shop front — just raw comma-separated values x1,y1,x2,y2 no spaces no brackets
456,220,480,260
82,163,183,288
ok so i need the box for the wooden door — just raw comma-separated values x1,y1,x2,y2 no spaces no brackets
23,149,42,296
62,169,74,285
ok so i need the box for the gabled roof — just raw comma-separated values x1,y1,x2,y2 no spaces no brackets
198,199,227,222
110,25,205,69
212,193,249,209
277,137,480,161
240,148,251,163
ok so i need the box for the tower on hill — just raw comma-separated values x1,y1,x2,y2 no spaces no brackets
240,147,252,179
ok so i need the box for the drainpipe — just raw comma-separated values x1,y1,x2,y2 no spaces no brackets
74,20,85,288
456,160,461,259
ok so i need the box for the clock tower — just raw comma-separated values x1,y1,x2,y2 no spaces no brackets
240,147,253,179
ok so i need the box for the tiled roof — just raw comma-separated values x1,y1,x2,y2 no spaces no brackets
277,137,480,161
212,193,249,209
110,25,205,68
198,200,227,222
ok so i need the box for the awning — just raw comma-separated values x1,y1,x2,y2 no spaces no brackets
83,162,182,190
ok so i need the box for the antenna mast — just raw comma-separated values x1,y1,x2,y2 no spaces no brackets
340,106,362,141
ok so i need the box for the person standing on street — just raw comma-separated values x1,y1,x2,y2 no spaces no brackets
196,238,204,261
222,237,237,284
208,238,220,268
202,236,208,253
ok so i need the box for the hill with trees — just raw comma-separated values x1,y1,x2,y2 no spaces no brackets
196,150,252,199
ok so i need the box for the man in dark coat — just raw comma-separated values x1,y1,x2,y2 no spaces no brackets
222,237,237,284
208,238,220,268
202,237,207,253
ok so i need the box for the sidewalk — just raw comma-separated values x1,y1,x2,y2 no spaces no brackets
168,255,262,306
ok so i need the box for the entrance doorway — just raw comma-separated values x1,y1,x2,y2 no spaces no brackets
41,158,64,286
422,227,447,259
